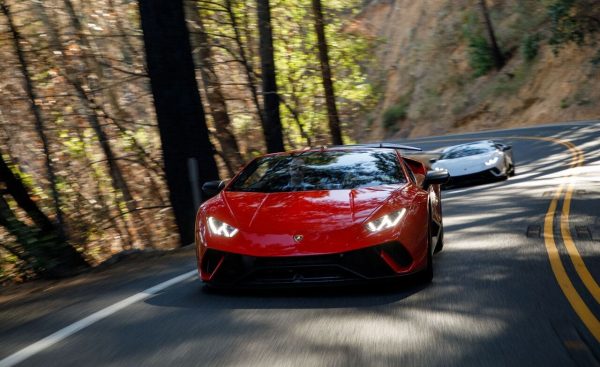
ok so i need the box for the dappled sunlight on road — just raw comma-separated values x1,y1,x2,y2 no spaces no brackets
3,123,600,367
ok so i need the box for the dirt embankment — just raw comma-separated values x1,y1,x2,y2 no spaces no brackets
349,0,600,140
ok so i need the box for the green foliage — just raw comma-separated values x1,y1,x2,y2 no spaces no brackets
521,33,542,62
0,249,24,284
60,130,86,158
468,35,494,77
549,0,582,46
0,197,62,277
271,0,378,146
195,0,378,148
548,0,600,52
382,97,410,132
461,10,494,77
3,154,46,201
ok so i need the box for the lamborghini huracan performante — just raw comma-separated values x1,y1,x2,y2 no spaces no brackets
195,145,449,288
430,140,515,187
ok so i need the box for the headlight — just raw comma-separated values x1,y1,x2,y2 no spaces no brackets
433,167,444,171
207,216,238,237
485,156,499,166
366,209,407,233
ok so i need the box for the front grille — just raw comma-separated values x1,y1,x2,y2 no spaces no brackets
203,241,413,286
379,242,412,267
445,168,503,187
201,249,226,275
249,266,353,283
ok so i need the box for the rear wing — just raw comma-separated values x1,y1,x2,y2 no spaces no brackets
341,143,422,151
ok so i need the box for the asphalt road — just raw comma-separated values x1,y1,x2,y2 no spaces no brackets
1,122,600,366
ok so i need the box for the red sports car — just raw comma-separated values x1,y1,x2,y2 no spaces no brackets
195,144,449,288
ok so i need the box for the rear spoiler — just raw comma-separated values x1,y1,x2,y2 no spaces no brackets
322,143,422,151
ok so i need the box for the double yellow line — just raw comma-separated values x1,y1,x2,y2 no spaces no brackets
416,135,599,341
532,136,600,342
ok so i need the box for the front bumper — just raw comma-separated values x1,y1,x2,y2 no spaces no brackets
199,241,420,288
445,167,504,187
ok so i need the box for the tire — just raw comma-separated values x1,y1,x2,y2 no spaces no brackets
433,199,444,253
420,244,433,283
501,158,510,180
417,215,434,283
434,222,444,253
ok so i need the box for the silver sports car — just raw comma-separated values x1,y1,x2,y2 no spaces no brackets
430,140,515,187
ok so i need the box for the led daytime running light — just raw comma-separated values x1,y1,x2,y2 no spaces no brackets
485,156,499,166
208,217,239,237
366,209,407,233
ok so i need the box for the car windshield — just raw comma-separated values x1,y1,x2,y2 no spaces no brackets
440,144,495,160
228,150,406,193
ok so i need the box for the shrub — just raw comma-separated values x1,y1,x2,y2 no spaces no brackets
382,101,409,131
468,35,494,77
522,34,541,62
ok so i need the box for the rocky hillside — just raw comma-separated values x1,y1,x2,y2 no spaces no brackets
350,0,600,139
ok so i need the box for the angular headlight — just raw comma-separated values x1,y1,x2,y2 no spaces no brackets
485,156,499,166
366,209,407,233
207,216,238,237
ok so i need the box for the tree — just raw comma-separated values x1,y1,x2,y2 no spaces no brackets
0,150,88,277
186,0,245,175
1,0,65,238
312,0,343,145
548,0,600,51
256,0,285,153
478,0,504,70
139,0,219,245
32,0,157,249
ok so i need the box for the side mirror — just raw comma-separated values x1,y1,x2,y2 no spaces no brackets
423,169,449,189
429,158,437,164
501,145,511,152
202,180,226,199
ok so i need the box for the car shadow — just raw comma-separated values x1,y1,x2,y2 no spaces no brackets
144,274,431,310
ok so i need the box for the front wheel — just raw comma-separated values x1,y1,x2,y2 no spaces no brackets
417,216,434,283
421,247,433,283
508,164,516,177
434,223,444,253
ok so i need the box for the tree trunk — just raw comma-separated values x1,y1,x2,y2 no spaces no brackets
478,0,505,70
34,0,156,249
0,194,86,278
224,0,265,146
1,0,66,239
312,0,343,145
0,152,54,233
107,0,138,66
0,153,88,277
256,0,285,153
139,0,220,245
186,1,245,175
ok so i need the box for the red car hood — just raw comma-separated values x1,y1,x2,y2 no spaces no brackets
209,185,405,256
223,187,398,230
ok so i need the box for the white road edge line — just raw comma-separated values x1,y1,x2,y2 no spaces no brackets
0,269,197,367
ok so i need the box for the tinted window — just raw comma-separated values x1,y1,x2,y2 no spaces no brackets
440,145,495,159
228,150,406,192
